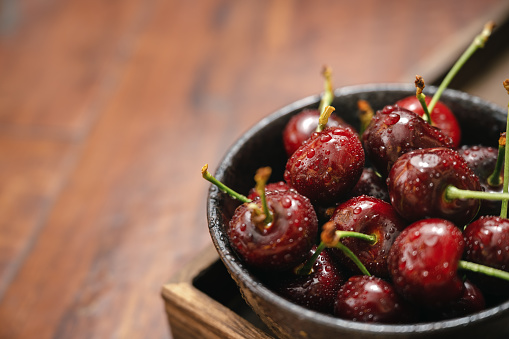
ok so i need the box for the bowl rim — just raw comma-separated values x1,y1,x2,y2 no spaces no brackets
207,83,509,335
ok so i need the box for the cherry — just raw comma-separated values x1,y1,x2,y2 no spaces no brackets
270,245,347,314
362,105,453,177
388,219,466,308
282,67,354,157
283,109,354,157
334,275,417,323
247,181,292,201
388,218,509,309
463,216,509,295
458,144,503,217
387,147,481,226
326,195,407,278
203,165,319,270
429,279,485,321
395,95,461,148
348,167,389,202
284,108,365,206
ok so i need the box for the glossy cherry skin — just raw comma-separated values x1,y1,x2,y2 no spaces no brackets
362,105,453,177
284,126,365,206
388,218,465,308
228,190,318,271
395,96,461,148
282,109,355,157
247,181,292,201
348,167,389,202
430,279,485,321
458,145,502,217
328,195,408,278
334,275,417,323
463,216,509,295
271,246,347,314
387,147,481,226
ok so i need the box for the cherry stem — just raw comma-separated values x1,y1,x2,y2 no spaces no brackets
445,185,509,202
335,242,371,276
320,221,374,276
254,167,273,225
428,21,494,113
414,75,433,124
501,79,509,218
486,133,505,188
201,164,251,203
358,99,374,136
317,65,334,117
458,260,509,282
295,242,326,275
316,105,336,132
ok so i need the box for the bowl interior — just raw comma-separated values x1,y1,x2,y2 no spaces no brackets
207,83,509,338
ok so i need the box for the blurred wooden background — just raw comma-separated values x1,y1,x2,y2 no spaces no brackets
0,0,508,338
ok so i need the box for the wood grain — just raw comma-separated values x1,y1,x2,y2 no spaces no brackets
0,0,508,338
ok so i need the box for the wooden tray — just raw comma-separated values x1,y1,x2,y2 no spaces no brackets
162,245,275,339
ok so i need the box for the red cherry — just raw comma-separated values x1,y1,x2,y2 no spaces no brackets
334,275,418,323
395,96,461,148
271,246,347,314
362,105,453,177
458,145,503,217
431,279,485,321
282,109,355,157
228,190,318,271
388,218,465,308
348,167,389,202
387,147,481,226
284,125,365,206
463,216,509,295
247,181,292,201
328,195,407,278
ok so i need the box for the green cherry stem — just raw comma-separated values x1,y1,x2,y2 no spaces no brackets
415,75,432,124
317,65,334,118
320,221,375,276
446,185,509,201
458,260,509,282
201,164,251,203
487,133,505,188
295,242,327,275
501,79,509,218
428,21,495,113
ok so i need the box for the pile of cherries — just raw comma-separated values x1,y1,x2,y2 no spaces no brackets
204,22,509,324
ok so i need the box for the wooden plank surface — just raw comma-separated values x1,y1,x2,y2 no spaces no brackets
0,1,508,338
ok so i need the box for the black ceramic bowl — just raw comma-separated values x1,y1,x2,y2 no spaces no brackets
207,84,508,338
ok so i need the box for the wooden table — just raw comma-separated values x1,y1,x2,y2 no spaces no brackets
1,1,508,338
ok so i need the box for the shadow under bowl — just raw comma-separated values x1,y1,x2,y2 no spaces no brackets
207,83,508,339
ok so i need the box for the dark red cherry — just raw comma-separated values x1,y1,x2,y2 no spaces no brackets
395,96,461,148
463,216,509,295
458,145,502,217
387,147,481,226
334,275,418,323
348,167,389,202
271,246,347,314
388,218,465,308
282,109,355,157
284,125,365,206
228,190,318,270
362,105,453,177
328,195,407,278
247,181,292,200
431,279,485,320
